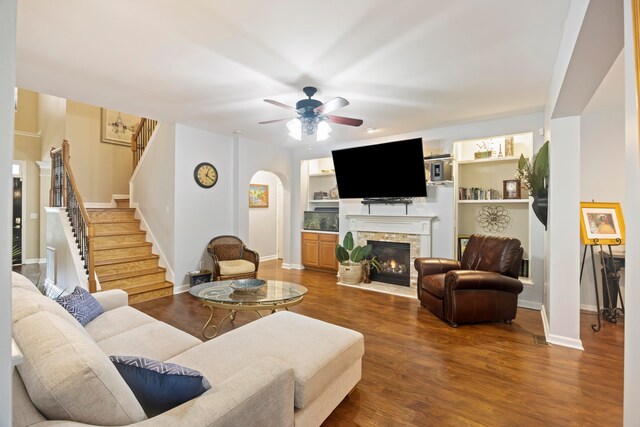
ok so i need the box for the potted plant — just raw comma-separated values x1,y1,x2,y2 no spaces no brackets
335,231,372,284
517,141,549,228
362,256,382,284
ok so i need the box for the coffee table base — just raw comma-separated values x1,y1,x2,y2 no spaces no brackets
200,296,304,339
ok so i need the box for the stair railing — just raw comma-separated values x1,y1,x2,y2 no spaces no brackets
131,118,158,171
50,140,96,293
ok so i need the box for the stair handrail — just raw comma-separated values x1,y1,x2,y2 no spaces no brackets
50,140,96,293
131,118,158,171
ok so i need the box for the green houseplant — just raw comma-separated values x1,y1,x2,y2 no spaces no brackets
335,231,373,284
517,140,549,228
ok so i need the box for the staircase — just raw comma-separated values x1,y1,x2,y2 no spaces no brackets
89,196,173,304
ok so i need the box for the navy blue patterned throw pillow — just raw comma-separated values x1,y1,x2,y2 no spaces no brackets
55,286,104,326
110,355,212,417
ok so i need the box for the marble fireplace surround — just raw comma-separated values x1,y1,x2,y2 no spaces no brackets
345,215,435,289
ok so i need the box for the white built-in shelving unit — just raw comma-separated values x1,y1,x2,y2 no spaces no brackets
307,159,339,209
453,132,533,285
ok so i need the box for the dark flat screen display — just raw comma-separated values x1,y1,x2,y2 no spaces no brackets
331,138,427,199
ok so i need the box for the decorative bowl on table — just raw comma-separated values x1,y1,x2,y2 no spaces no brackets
229,279,267,294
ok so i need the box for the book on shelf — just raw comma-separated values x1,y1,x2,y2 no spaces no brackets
458,187,501,201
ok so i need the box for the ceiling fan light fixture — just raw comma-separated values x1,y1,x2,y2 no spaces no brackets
316,121,332,141
287,118,302,141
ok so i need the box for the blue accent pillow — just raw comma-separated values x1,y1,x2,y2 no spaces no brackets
55,286,104,326
110,355,212,417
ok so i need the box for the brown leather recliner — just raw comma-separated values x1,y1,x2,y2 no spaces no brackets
414,234,524,327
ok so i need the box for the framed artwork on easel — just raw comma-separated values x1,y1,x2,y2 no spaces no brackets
579,202,625,245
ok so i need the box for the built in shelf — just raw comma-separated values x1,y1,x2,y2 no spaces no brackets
520,277,533,286
456,156,522,165
427,180,453,186
308,172,335,177
309,199,339,204
458,199,529,204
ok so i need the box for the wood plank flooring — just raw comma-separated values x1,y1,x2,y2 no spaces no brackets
133,260,623,426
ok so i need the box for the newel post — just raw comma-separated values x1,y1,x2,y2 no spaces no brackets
61,140,70,207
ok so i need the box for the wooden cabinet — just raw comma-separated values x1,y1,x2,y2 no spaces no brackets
302,232,338,272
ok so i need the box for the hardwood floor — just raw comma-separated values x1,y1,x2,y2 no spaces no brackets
133,260,623,426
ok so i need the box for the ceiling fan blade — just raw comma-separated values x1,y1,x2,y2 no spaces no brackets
259,118,292,124
264,99,298,112
314,97,349,114
325,115,363,127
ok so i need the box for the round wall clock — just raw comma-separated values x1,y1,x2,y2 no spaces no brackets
194,162,218,188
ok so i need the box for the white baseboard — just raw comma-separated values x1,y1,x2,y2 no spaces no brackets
518,300,542,310
173,284,190,294
281,263,304,270
580,304,597,312
23,259,42,265
260,255,278,262
132,203,175,284
540,304,584,350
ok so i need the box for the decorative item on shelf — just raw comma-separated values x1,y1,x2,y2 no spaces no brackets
249,184,269,208
313,191,328,200
335,231,372,284
505,136,515,157
459,187,501,200
474,141,493,159
328,185,339,199
517,141,549,228
519,259,529,278
502,179,521,199
476,205,512,233
497,145,503,158
429,160,452,182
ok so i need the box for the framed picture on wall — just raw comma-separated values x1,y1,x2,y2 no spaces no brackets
457,235,471,261
579,201,625,245
101,108,141,146
249,184,269,208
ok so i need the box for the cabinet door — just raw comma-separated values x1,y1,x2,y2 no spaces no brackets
319,234,338,271
302,233,320,267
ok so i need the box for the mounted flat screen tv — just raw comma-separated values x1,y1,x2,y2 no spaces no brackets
332,138,427,199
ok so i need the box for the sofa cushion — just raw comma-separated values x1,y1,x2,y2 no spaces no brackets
85,306,156,342
11,271,40,293
55,286,104,326
423,273,446,298
12,287,89,336
167,311,364,409
96,321,202,362
110,355,211,417
13,310,147,425
219,259,255,275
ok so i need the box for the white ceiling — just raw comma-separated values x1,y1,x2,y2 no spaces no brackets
16,0,571,147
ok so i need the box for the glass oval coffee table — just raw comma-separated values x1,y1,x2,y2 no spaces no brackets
189,280,308,339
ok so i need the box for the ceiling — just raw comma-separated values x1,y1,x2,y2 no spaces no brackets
16,0,571,147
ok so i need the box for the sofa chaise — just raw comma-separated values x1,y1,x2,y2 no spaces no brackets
11,272,364,426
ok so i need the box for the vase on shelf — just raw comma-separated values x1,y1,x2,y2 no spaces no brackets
532,193,548,229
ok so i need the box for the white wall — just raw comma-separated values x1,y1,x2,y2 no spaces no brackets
291,112,545,301
174,125,234,287
623,0,640,424
236,136,293,267
248,171,280,261
0,0,17,423
130,123,176,282
45,208,86,292
579,51,626,311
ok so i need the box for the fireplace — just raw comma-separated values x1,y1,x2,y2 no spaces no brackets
368,240,411,286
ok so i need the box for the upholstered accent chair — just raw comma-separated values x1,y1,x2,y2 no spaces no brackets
414,234,524,327
207,236,260,281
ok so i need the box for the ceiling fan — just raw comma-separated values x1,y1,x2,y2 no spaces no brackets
259,86,363,141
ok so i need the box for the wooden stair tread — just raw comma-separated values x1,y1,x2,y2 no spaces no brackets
98,267,166,282
94,230,146,237
94,254,159,267
87,208,136,212
94,242,152,251
90,219,140,224
121,281,173,295
113,196,130,200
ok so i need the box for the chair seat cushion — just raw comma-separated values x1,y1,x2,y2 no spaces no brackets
219,259,255,275
423,273,446,298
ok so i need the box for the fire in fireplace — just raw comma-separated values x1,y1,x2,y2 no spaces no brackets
367,240,411,286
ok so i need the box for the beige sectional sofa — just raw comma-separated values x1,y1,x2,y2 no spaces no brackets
11,272,364,426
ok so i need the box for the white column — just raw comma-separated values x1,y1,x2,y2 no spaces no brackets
623,0,640,424
546,116,583,350
0,0,17,423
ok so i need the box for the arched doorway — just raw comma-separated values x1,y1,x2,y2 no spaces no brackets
248,171,285,264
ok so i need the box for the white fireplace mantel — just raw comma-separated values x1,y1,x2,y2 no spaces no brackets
345,214,436,257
